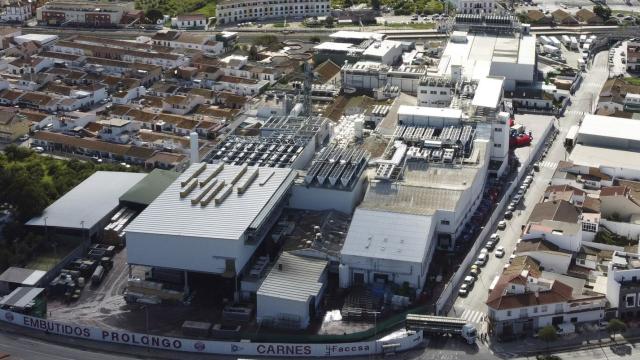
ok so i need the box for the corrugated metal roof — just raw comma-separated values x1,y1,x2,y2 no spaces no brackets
119,169,180,206
125,163,293,240
0,267,46,285
26,172,146,230
341,209,433,263
0,287,44,308
257,252,327,302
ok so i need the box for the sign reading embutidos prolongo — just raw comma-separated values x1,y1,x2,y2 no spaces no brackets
1,309,423,357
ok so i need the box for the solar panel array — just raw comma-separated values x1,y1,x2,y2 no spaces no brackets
304,144,369,188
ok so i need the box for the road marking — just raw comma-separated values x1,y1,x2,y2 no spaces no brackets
460,309,485,324
537,160,557,169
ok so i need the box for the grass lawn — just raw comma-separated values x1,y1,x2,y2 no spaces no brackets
623,77,640,86
194,1,216,17
26,238,81,272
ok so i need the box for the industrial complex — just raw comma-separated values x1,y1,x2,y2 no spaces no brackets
0,0,640,358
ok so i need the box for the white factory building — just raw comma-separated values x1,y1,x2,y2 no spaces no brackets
256,252,328,329
339,76,510,292
342,62,428,94
569,114,640,180
437,31,536,91
125,163,296,293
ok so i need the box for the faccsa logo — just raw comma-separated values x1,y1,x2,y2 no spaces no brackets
4,312,14,322
194,341,206,352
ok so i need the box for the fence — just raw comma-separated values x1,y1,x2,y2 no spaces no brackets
0,309,424,357
435,118,555,315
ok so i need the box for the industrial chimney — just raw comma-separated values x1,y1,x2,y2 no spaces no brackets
189,132,199,164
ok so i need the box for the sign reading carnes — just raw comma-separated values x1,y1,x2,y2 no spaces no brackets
1,309,423,357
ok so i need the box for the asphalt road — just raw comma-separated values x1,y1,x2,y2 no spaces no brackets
442,50,609,358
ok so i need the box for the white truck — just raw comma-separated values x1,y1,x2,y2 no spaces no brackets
570,37,579,50
543,44,560,55
406,314,477,344
539,35,552,45
561,35,571,46
550,36,561,47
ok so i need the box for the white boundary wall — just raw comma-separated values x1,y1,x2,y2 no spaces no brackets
0,309,423,357
435,119,555,315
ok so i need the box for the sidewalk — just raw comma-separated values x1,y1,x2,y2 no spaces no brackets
489,322,640,357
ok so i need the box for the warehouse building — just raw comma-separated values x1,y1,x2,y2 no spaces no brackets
576,114,640,152
26,171,146,241
256,252,328,329
125,163,296,298
0,267,46,295
118,168,180,210
437,31,536,91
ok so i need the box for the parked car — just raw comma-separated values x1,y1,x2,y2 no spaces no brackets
495,246,505,258
475,253,488,267
470,264,481,274
512,194,522,203
469,268,480,278
459,283,471,297
533,162,540,171
33,146,44,153
504,211,513,220
464,275,475,286
485,240,496,250
18,134,29,141
490,233,500,242
497,220,507,230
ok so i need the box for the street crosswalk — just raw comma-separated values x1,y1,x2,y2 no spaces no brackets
537,160,557,169
460,309,485,324
564,110,588,117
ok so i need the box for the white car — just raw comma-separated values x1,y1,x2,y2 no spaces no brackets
464,275,475,285
497,220,507,230
18,134,29,141
475,253,488,267
459,283,470,297
33,146,44,153
490,233,500,242
495,246,505,258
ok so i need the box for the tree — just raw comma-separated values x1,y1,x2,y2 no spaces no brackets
537,325,558,355
607,318,627,341
248,45,259,61
371,0,381,11
145,9,164,24
325,15,335,28
593,5,611,20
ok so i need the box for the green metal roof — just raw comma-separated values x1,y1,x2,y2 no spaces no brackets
119,169,180,206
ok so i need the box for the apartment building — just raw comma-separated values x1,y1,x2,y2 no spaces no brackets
457,0,500,15
627,39,639,72
0,0,32,22
216,0,330,25
607,251,640,318
36,1,137,27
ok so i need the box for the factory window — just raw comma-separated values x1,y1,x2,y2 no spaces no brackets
494,127,502,132
541,305,548,312
430,90,437,94
440,220,450,225
440,91,447,95
533,307,538,313
506,310,512,317
494,143,502,148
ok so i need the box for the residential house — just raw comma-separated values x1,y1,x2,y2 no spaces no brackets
314,60,342,86
0,26,20,49
161,94,205,115
171,14,207,29
543,184,586,206
606,251,640,318
526,10,553,25
575,9,603,24
52,111,96,131
551,9,579,25
597,78,640,114
487,255,606,337
7,57,53,75
600,185,640,222
0,106,29,142
151,31,224,55
514,238,573,274
96,118,140,143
